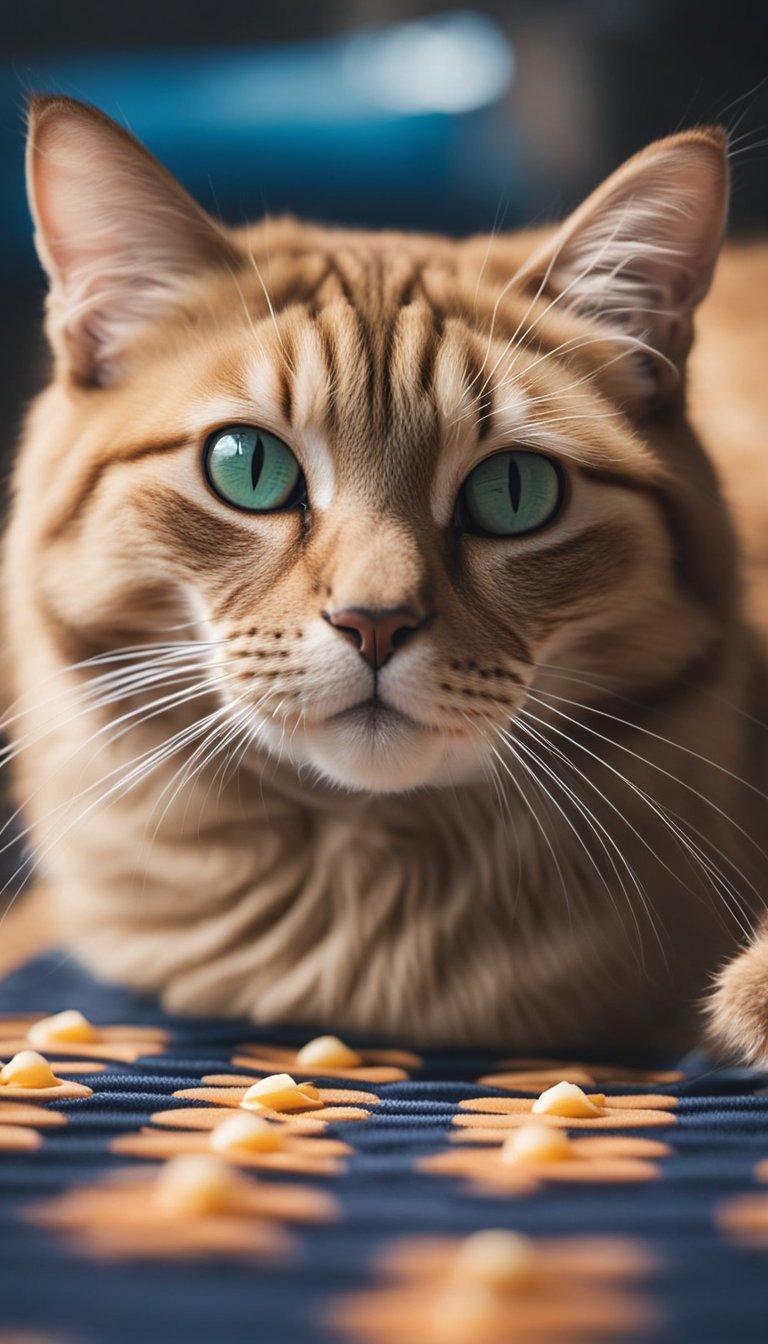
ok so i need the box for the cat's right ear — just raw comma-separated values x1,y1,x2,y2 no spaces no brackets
514,128,728,403
26,96,238,387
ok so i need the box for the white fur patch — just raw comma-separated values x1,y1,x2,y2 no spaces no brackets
493,386,533,440
245,353,285,427
300,430,335,511
291,327,328,433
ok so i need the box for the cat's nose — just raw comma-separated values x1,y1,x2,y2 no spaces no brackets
323,606,429,670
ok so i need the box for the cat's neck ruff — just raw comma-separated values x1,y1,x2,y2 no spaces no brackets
21,640,758,1055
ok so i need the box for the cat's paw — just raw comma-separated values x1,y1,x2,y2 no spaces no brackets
707,942,768,1066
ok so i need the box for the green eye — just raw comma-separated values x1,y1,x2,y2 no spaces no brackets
460,451,563,537
204,427,304,512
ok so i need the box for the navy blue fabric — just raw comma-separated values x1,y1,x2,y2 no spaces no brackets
1,953,768,1342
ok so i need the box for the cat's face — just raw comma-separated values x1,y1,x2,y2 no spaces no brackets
18,99,730,793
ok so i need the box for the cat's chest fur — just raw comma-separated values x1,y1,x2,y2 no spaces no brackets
36,704,745,1055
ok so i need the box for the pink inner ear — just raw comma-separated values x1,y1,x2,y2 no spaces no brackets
533,135,728,380
26,101,235,386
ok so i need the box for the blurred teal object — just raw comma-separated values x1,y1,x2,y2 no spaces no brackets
1,13,527,276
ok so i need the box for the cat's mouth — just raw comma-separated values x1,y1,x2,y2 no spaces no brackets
280,696,471,743
329,699,473,743
303,696,444,791
329,698,418,731
265,694,484,793
253,693,483,793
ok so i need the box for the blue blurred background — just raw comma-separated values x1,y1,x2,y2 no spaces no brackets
1,0,767,433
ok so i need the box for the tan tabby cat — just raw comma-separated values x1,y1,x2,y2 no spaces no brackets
5,95,768,1057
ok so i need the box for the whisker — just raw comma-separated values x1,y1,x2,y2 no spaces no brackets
0,673,232,859
520,701,752,941
528,685,768,845
475,718,574,920
471,198,678,412
0,694,234,926
464,195,636,405
141,697,255,860
520,698,759,940
0,665,230,829
508,716,652,957
0,641,222,745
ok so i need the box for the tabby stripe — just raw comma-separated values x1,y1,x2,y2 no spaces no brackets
144,490,255,573
353,305,377,426
276,362,294,426
580,465,663,493
370,251,392,418
417,311,442,399
460,341,495,442
316,318,340,434
477,384,494,441
461,343,483,401
326,254,355,308
580,466,726,612
305,260,335,308
380,313,396,417
583,633,725,719
45,435,190,540
399,260,427,308
510,521,633,605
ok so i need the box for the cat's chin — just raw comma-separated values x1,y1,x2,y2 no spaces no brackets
301,703,445,793
256,701,482,794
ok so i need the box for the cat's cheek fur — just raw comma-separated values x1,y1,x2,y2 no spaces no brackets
707,935,768,1065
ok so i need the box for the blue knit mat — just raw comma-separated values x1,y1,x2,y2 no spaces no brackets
1,952,768,1343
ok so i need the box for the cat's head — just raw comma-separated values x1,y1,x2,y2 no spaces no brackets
18,97,733,793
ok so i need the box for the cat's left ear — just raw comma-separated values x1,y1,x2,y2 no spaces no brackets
26,96,238,386
523,128,728,399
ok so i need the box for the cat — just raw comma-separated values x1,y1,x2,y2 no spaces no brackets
4,94,768,1058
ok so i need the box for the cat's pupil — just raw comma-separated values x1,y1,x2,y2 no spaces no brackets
508,458,521,513
460,451,561,538
250,434,265,491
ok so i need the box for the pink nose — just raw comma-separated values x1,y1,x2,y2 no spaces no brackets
324,606,428,670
